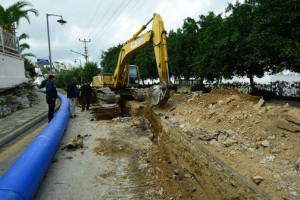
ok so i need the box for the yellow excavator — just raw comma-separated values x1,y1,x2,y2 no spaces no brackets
92,13,170,105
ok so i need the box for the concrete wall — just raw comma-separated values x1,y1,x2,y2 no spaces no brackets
0,53,28,90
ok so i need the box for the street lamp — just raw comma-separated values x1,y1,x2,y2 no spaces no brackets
46,13,67,71
70,49,88,63
74,59,82,67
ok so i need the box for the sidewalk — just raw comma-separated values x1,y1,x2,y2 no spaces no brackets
0,92,54,147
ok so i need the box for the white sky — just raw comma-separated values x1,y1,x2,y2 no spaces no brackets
2,0,237,66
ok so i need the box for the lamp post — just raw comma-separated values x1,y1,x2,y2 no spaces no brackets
46,13,67,72
74,59,82,67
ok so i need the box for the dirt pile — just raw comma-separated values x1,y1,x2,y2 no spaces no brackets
153,89,300,199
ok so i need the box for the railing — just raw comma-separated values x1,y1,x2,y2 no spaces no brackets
0,27,20,56
174,78,300,98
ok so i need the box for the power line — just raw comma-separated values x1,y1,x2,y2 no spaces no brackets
86,1,118,39
84,0,104,37
89,0,146,54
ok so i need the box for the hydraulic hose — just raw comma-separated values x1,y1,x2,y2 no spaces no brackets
0,92,69,200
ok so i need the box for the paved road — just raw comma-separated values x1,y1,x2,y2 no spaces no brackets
0,92,54,147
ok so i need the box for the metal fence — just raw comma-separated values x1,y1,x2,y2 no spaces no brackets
217,81,300,98
0,28,20,55
174,78,300,98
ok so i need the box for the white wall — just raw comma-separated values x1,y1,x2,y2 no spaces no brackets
0,53,28,89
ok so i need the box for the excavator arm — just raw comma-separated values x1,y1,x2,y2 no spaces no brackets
113,13,170,104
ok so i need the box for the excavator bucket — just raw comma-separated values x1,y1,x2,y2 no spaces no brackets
151,85,170,105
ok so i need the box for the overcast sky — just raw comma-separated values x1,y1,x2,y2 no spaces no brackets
2,0,237,66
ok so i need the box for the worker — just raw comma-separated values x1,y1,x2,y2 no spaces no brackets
45,75,58,122
79,81,93,112
67,78,78,118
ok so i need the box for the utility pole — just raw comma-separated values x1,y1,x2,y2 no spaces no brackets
79,38,91,63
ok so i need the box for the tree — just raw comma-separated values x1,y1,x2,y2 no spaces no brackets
55,68,82,89
81,62,100,83
196,12,227,83
131,45,158,80
167,29,185,79
24,58,37,78
224,1,266,91
180,18,199,80
223,0,300,90
18,33,36,58
100,45,122,73
0,1,39,33
252,0,300,72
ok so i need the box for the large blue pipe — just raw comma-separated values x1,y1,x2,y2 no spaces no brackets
0,92,69,200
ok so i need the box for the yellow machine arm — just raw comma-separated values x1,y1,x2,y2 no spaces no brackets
113,13,170,89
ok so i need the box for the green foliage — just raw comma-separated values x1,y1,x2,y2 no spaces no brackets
0,1,39,32
55,68,82,89
52,62,99,89
39,79,47,89
131,45,158,79
24,58,36,77
196,12,227,82
100,45,122,73
81,62,100,83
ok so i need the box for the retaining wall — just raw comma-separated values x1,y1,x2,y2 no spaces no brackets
0,53,27,90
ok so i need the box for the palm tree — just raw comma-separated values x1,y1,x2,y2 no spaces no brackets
0,1,39,33
18,32,36,57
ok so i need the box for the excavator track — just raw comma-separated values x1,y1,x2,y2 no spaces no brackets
96,89,116,104
132,89,146,102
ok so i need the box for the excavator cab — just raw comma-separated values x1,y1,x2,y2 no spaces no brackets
127,65,140,87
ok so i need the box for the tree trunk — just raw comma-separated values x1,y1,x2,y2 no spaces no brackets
249,74,255,92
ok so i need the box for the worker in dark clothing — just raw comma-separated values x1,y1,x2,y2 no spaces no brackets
67,78,78,118
45,75,58,122
79,81,93,111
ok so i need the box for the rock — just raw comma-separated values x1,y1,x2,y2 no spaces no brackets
222,138,237,147
283,103,289,108
217,100,224,105
173,169,179,175
184,173,192,178
266,135,276,140
295,157,300,172
254,98,265,110
251,175,264,185
261,140,270,147
260,155,275,164
229,150,236,155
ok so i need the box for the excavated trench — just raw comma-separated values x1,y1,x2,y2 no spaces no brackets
93,98,275,200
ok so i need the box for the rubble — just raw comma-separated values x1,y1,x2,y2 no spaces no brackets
152,88,300,199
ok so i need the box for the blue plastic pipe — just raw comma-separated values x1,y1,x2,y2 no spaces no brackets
0,92,69,200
